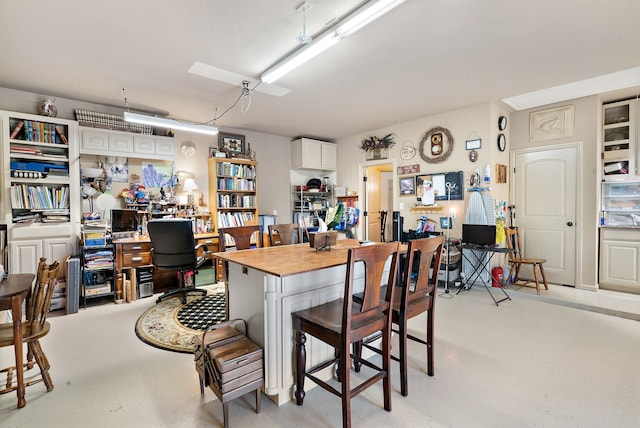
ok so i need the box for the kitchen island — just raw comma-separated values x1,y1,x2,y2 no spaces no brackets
215,239,370,405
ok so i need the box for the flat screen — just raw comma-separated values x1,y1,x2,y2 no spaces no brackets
111,209,138,233
462,224,496,246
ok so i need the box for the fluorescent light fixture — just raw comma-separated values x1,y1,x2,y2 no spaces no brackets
502,66,640,111
123,111,218,136
261,0,406,84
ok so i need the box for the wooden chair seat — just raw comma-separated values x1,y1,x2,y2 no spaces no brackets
292,242,400,428
505,227,548,294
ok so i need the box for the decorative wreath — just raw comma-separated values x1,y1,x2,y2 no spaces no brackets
419,126,454,163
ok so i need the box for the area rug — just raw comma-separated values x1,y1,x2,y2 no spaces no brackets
134,289,226,354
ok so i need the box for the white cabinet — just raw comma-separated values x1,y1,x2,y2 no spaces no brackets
9,237,75,275
291,138,336,170
602,99,636,180
80,127,175,160
1,110,80,275
602,180,640,226
599,228,640,294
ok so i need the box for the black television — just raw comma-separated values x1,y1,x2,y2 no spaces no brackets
111,209,138,233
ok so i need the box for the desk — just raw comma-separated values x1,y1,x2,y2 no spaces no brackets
214,239,396,405
458,244,512,306
113,232,219,299
0,273,35,408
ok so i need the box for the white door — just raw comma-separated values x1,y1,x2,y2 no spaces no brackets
512,144,579,286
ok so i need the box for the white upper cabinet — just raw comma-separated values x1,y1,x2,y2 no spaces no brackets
291,138,336,171
80,127,175,160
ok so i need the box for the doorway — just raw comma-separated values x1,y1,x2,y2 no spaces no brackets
511,143,581,286
360,160,395,242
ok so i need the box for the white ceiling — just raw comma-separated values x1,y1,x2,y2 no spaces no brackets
1,0,640,141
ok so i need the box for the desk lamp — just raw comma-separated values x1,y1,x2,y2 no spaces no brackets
182,178,198,206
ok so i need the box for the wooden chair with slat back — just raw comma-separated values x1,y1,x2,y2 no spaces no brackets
268,223,302,246
0,260,60,396
505,226,548,294
292,242,400,428
355,236,444,397
380,210,388,242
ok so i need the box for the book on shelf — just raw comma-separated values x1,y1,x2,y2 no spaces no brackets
10,120,24,138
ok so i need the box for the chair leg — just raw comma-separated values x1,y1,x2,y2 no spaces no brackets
532,265,541,294
341,343,352,428
29,340,53,391
294,331,306,405
539,263,549,290
199,375,204,395
381,325,392,412
399,317,409,397
426,309,434,377
353,342,362,373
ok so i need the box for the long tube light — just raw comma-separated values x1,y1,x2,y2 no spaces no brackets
123,111,218,136
261,0,406,84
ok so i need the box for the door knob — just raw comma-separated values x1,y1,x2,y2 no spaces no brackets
567,221,573,227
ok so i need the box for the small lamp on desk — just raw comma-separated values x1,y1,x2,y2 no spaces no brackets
182,178,198,206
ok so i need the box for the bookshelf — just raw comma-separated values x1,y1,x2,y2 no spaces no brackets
1,110,80,275
208,158,258,230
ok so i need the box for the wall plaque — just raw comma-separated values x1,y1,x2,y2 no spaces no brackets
397,164,420,175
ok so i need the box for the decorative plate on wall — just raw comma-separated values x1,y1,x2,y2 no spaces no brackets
400,144,416,160
419,126,454,163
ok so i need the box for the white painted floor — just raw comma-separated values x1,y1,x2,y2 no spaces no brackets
1,284,639,428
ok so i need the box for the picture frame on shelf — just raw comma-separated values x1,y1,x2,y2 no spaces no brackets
218,132,246,154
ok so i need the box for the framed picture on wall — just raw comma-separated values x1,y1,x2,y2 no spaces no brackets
218,132,246,154
399,176,416,195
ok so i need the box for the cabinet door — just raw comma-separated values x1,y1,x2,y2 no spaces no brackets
9,240,43,274
133,135,155,155
154,138,176,158
600,236,640,288
321,142,337,170
292,138,322,169
44,238,75,276
81,129,109,152
108,133,133,154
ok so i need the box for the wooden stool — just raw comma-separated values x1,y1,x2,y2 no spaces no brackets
194,319,263,428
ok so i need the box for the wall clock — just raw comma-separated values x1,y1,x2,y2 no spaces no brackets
497,133,506,152
498,115,508,131
419,126,454,163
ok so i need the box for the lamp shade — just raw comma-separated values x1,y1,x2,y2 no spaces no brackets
182,178,198,192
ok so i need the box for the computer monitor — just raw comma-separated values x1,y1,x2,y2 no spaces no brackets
462,224,496,246
111,209,138,234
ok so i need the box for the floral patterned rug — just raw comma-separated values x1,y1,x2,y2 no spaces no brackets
134,287,226,354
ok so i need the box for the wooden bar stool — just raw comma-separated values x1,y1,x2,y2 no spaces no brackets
292,242,400,428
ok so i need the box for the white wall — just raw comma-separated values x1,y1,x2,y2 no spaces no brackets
336,102,511,240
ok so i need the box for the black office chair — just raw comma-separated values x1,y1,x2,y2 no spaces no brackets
147,219,210,304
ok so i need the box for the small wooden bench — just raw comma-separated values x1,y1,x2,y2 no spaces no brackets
194,319,263,428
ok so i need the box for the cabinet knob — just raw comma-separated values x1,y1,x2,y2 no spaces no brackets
132,246,142,250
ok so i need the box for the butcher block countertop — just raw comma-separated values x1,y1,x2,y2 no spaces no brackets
214,239,363,277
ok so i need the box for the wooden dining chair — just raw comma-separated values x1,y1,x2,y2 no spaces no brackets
268,223,302,246
505,227,548,294
356,236,444,396
0,260,60,396
292,242,400,428
219,225,261,252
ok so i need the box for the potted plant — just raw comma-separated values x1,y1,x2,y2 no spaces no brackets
360,134,395,160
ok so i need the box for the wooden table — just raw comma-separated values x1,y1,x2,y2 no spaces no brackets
214,239,397,405
0,273,35,408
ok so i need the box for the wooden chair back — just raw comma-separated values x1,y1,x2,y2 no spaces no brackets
400,236,444,317
30,261,59,328
268,224,302,246
345,242,399,341
219,225,261,251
